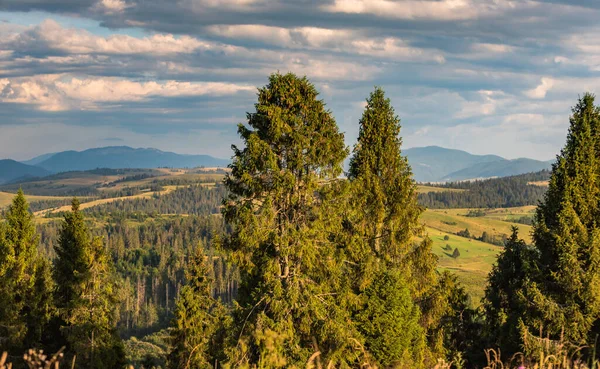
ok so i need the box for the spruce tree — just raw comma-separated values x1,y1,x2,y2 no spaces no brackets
0,189,52,352
483,227,537,357
53,199,125,369
220,73,354,367
347,87,437,298
354,269,425,367
168,248,224,369
521,93,600,348
343,88,437,366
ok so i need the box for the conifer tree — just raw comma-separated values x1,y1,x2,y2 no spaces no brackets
513,93,600,348
346,87,475,366
53,199,125,369
347,87,437,298
483,227,536,357
354,269,425,367
168,248,225,369
220,73,354,366
0,189,53,352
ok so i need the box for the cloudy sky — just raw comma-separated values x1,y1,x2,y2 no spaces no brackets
1,0,599,161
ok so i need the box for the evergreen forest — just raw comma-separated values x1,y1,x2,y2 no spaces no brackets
2,73,600,369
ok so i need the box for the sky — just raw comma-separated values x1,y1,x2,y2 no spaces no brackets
1,0,600,161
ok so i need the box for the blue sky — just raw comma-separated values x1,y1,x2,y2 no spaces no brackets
1,0,599,161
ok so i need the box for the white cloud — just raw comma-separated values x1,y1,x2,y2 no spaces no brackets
7,19,211,55
322,0,527,21
94,0,133,14
525,77,554,99
206,24,445,62
0,74,254,111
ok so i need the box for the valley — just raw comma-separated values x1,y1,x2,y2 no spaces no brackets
0,167,546,308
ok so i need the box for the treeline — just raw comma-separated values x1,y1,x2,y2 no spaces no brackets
418,170,550,208
83,185,227,218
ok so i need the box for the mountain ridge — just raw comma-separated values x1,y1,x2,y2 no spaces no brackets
31,146,230,173
404,146,552,182
0,159,51,185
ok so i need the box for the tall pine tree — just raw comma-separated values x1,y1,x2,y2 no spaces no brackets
519,93,600,349
346,87,472,367
0,189,53,352
347,87,437,298
168,247,226,369
53,198,125,369
220,73,359,367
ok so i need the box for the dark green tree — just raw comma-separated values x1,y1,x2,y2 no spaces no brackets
53,199,125,369
355,269,425,367
523,93,600,348
0,189,53,352
168,248,225,369
220,73,356,367
483,227,537,358
345,87,438,366
348,87,436,289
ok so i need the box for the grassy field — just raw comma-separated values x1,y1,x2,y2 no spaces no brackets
0,191,71,208
416,185,465,193
426,227,502,304
422,207,534,244
33,185,184,216
420,206,537,305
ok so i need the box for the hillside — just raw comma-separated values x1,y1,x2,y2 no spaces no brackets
0,159,50,184
404,146,552,182
33,146,230,173
443,157,552,181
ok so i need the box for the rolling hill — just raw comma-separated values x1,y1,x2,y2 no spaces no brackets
404,146,552,182
32,146,230,173
0,160,50,184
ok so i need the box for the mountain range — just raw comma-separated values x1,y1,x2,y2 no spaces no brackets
0,146,230,184
404,146,553,182
0,145,553,185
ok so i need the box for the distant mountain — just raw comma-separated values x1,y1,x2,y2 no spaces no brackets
404,146,552,182
0,160,50,184
443,158,552,182
33,146,230,173
22,152,57,166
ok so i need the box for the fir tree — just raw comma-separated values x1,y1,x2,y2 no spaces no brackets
347,87,437,298
168,248,225,369
0,189,53,352
355,269,425,367
220,73,355,367
527,93,600,346
483,227,537,357
344,87,438,366
53,199,125,369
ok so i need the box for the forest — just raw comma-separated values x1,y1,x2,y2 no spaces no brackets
0,73,599,369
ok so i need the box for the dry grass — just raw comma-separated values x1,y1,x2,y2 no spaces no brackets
0,192,71,209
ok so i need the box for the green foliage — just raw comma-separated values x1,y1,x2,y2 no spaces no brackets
168,247,227,369
483,227,537,358
220,72,352,367
419,170,550,209
0,189,53,352
524,94,600,346
452,248,460,258
53,198,125,369
345,87,453,367
424,272,483,367
355,269,425,367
